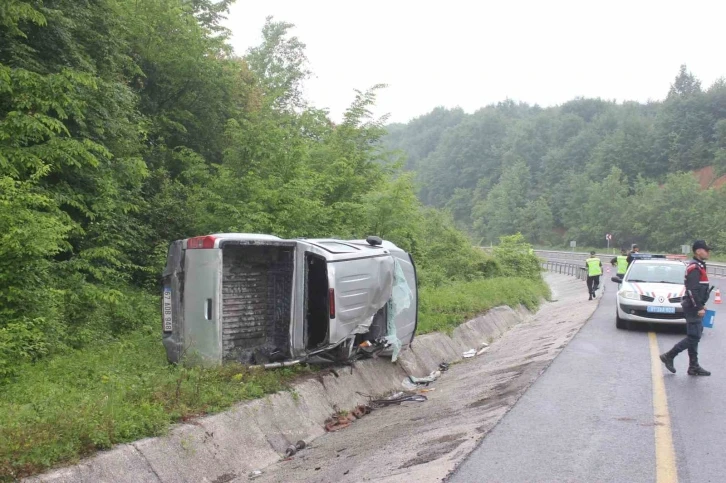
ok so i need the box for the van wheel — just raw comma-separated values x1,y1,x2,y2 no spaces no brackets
616,312,628,330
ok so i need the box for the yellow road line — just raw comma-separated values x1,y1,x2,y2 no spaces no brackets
648,331,678,483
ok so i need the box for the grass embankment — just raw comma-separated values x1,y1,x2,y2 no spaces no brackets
418,277,551,334
0,276,549,480
0,331,314,481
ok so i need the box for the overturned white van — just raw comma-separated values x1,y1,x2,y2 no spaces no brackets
161,234,417,366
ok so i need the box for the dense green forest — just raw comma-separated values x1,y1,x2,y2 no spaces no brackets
0,0,516,382
1,3,550,475
384,67,726,252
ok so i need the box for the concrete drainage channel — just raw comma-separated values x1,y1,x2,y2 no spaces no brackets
27,272,591,483
25,305,528,483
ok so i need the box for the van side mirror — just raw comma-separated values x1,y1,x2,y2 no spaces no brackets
611,276,622,283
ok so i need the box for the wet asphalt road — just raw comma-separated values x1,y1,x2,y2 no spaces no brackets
451,274,726,483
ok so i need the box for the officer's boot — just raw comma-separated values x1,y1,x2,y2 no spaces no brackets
687,365,711,376
660,350,677,374
687,352,711,376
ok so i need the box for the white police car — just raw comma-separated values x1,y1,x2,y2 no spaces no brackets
612,254,687,330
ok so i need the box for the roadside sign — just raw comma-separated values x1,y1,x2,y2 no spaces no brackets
681,245,690,254
570,241,576,248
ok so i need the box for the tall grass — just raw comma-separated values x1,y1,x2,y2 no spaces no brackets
0,328,313,481
418,277,551,334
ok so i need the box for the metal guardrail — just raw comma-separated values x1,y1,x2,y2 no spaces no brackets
541,260,588,281
535,250,726,277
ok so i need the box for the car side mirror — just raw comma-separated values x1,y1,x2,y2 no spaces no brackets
611,276,622,283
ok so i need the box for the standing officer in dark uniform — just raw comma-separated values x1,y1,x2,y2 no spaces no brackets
660,240,712,376
626,244,640,267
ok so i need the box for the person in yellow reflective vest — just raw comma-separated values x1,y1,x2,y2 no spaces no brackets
610,248,628,279
585,251,603,300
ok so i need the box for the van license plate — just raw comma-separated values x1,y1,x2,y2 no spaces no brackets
647,306,676,314
163,288,173,332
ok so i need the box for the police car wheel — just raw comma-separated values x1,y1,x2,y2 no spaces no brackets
616,312,628,330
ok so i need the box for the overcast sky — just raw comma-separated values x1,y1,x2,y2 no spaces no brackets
225,0,725,124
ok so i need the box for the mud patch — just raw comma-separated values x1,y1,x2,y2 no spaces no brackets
431,432,467,444
484,362,532,377
467,387,521,410
525,350,550,360
399,439,467,469
490,381,516,393
211,473,238,483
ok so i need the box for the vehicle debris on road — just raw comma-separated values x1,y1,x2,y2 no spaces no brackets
324,405,372,432
285,440,307,457
370,393,427,408
402,369,441,390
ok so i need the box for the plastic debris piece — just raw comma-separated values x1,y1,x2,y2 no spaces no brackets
463,349,477,358
249,470,263,480
411,370,441,384
402,378,418,391
403,369,442,389
438,362,450,372
476,347,489,356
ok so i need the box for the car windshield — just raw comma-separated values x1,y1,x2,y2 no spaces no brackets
625,263,685,284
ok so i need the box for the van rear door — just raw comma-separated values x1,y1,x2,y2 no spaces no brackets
182,247,223,363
